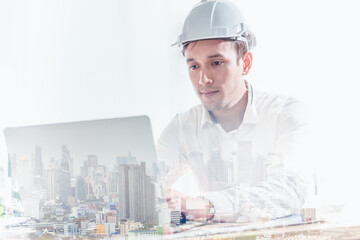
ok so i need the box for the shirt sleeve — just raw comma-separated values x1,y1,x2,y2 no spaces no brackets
157,115,182,182
204,99,309,222
157,99,310,223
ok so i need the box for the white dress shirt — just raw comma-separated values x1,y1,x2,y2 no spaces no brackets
157,83,308,222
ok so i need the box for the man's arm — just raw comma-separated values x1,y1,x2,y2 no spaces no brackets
203,99,309,222
157,100,310,222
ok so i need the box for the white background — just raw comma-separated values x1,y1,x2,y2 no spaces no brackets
0,0,359,213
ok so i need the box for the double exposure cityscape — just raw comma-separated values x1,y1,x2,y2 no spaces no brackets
3,144,169,238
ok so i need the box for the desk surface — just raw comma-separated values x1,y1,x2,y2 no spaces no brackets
175,222,360,240
2,218,360,239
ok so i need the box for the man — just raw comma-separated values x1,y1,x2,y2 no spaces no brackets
158,0,308,223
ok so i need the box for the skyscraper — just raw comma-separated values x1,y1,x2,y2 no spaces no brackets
46,158,61,201
32,146,43,176
128,163,146,222
109,170,120,194
59,145,71,203
207,149,227,191
117,162,157,224
75,176,86,201
8,153,17,178
116,152,136,166
32,146,44,191
118,164,130,219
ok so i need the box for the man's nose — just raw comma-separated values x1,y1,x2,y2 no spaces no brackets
199,69,213,85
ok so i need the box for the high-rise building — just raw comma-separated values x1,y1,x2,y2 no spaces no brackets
117,162,157,224
45,159,61,201
16,157,32,194
32,146,43,176
80,160,88,177
59,146,71,203
81,155,99,179
109,170,120,194
32,146,45,191
116,152,136,166
85,177,95,201
45,146,72,204
145,174,157,224
8,153,17,178
75,176,86,201
128,163,146,222
118,164,130,219
88,155,98,168
61,145,74,177
94,165,106,185
207,149,227,191
237,141,253,185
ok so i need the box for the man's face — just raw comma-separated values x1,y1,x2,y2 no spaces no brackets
184,39,247,113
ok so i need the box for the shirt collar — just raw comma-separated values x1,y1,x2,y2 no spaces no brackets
200,81,259,128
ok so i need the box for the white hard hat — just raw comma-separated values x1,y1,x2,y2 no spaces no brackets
173,0,256,51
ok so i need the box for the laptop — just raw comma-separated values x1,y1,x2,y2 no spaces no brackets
2,116,322,238
2,116,163,236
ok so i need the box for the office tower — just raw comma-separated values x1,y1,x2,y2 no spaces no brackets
117,162,157,224
59,146,71,203
118,164,130,219
80,160,88,177
45,147,71,204
76,176,86,201
152,162,159,181
46,158,61,201
116,152,136,166
8,153,17,178
71,177,76,200
237,141,253,185
8,155,12,178
32,146,43,176
81,155,98,179
31,146,45,192
109,170,120,194
128,163,146,222
207,149,227,191
184,151,210,191
61,145,74,177
88,155,98,167
145,174,157,224
94,165,106,185
85,178,95,201
16,157,31,193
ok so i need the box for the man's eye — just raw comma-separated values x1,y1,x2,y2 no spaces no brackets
189,65,198,70
212,61,223,66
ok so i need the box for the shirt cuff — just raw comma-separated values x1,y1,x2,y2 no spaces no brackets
202,191,235,222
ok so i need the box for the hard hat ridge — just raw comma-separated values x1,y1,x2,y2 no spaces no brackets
173,0,256,51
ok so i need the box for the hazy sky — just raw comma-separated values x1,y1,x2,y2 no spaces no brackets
4,116,157,176
1,0,360,203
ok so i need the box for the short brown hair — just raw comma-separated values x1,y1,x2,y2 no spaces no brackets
181,39,248,64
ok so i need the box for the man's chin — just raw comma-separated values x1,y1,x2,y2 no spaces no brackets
202,102,222,112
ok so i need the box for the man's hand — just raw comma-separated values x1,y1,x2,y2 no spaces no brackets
165,188,214,222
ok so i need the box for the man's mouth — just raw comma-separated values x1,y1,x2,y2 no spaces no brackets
200,90,219,98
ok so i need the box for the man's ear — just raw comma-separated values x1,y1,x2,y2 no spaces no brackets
241,52,253,76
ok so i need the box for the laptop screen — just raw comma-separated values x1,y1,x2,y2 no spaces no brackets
3,116,160,228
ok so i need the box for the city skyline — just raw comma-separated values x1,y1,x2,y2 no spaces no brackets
4,116,158,177
8,144,158,213
5,144,159,236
